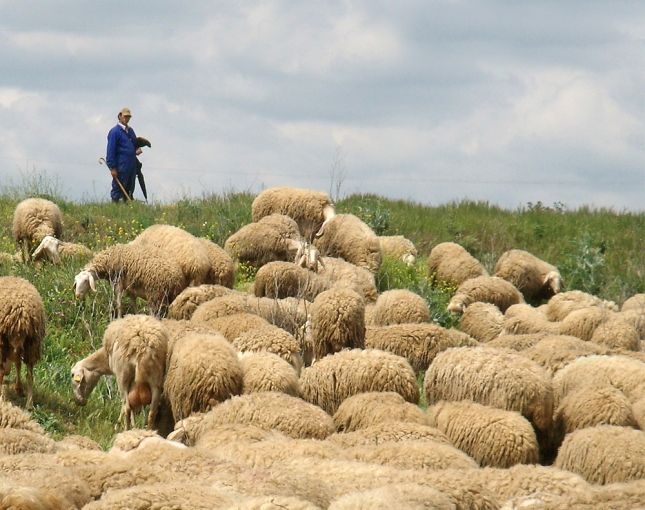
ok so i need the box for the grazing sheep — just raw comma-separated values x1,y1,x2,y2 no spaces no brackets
332,392,429,432
73,242,186,318
164,332,243,422
0,428,57,455
426,400,539,468
252,186,335,240
192,423,289,450
378,235,418,265
0,276,46,408
521,334,607,375
0,399,46,433
198,237,236,288
239,351,301,397
11,197,63,262
167,284,238,320
554,425,645,484
501,303,561,335
313,214,382,274
448,276,525,314
234,495,325,510
71,315,168,429
0,482,69,510
558,305,612,341
365,323,478,373
245,296,311,340
108,428,187,459
545,290,618,322
196,313,272,342
486,332,548,351
225,214,305,268
326,421,453,449
190,293,250,322
328,483,455,510
31,235,93,263
493,249,563,302
309,287,365,362
317,256,379,303
590,314,641,350
300,349,420,415
459,302,504,342
622,293,645,313
254,261,331,300
427,242,488,288
423,347,554,435
372,289,430,326
232,324,304,374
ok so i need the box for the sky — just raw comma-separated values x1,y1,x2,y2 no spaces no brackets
0,0,643,210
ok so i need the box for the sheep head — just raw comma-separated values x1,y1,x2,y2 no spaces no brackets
294,242,322,272
73,270,97,299
71,362,100,406
32,235,61,264
447,297,467,314
315,203,336,237
543,270,563,295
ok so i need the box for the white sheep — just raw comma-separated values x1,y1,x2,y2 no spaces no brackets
238,351,301,397
167,284,238,320
447,276,525,314
458,302,504,342
70,315,169,429
493,249,563,302
371,289,430,326
253,261,331,301
501,303,561,335
0,276,46,409
73,242,187,318
197,237,237,288
545,290,618,322
31,235,93,264
427,242,488,288
622,293,645,313
316,256,379,303
11,197,63,262
232,323,304,374
378,235,418,265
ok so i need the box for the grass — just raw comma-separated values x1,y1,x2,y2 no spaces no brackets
0,180,643,448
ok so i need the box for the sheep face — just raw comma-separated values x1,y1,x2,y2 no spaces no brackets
447,298,467,314
544,271,563,295
70,361,102,406
294,242,321,272
73,270,97,299
31,235,61,263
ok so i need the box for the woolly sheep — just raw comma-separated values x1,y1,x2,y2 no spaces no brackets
225,214,305,268
313,213,382,274
365,323,478,373
332,392,429,432
554,425,645,484
232,324,304,374
0,428,57,455
521,334,607,375
198,237,236,288
73,242,186,318
245,295,311,340
328,483,456,510
108,428,187,459
501,303,561,335
31,234,93,263
549,479,645,510
164,332,243,422
0,482,68,510
427,242,488,288
239,351,301,397
71,315,168,429
309,287,365,362
317,256,378,303
0,276,46,408
493,249,563,302
254,261,331,300
167,284,237,320
0,400,46,433
448,276,525,314
622,293,645,313
372,289,430,326
252,186,336,241
233,495,325,510
196,312,272,342
426,400,539,468
326,421,453,449
190,292,250,321
300,349,420,415
11,197,63,262
192,423,289,450
459,302,504,342
423,347,554,434
545,290,618,322
378,235,418,265
558,305,612,341
590,314,640,350
486,333,548,351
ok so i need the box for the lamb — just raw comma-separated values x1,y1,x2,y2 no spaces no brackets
238,351,301,397
427,242,488,288
71,314,168,429
225,214,305,268
426,400,540,468
371,289,430,326
299,348,420,415
423,347,554,436
458,302,504,342
31,234,93,263
167,284,238,320
73,242,187,318
448,276,525,314
11,197,63,262
493,249,563,302
253,261,331,300
378,235,418,265
554,425,645,484
365,323,478,373
0,276,46,408
232,324,304,374
134,224,212,286
197,237,237,288
545,290,618,322
313,213,382,274
251,186,336,241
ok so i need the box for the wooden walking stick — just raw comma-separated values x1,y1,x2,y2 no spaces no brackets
99,158,132,203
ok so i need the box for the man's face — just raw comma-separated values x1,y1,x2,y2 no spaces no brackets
119,113,132,125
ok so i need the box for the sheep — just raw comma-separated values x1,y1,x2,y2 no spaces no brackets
622,293,645,313
520,334,607,375
254,261,331,300
251,186,335,241
171,391,335,441
239,351,301,397
365,323,479,373
73,242,187,318
164,332,243,422
71,314,168,429
371,289,430,326
545,290,618,322
459,302,504,342
108,428,187,459
493,249,563,303
0,399,46,434
551,479,645,510
326,421,454,449
313,214,382,274
167,284,238,320
447,276,525,314
589,314,641,351
11,197,63,262
328,483,456,510
232,324,304,374
332,391,429,432
309,287,365,362
0,276,46,409
234,495,326,510
195,312,272,342
192,423,289,450
299,349,420,415
554,425,645,484
198,237,237,288
427,242,488,288
0,428,58,455
190,292,250,322
0,482,69,510
316,256,379,303
486,332,548,351
426,400,540,468
423,347,554,436
558,305,613,341
31,234,93,264
501,303,561,335
225,214,305,268
378,235,418,265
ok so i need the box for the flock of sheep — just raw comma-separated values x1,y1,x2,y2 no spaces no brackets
0,189,643,508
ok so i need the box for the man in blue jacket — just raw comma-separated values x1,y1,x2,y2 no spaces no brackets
106,107,141,202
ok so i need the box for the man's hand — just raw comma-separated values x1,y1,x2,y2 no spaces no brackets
110,168,118,179
136,148,142,155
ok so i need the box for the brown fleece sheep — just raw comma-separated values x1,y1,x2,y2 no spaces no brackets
198,237,237,288
239,351,301,397
11,197,63,262
545,290,618,322
486,332,548,351
502,303,561,335
232,323,304,374
378,235,418,265
317,256,379,303
590,315,641,350
622,293,645,313
427,242,488,288
253,261,331,300
198,313,272,342
328,483,455,510
459,302,504,342
448,276,525,314
521,334,607,375
326,421,453,449
371,289,430,326
558,305,613,341
167,284,237,320
493,249,563,302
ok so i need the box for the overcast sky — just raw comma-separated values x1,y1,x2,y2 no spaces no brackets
1,1,643,210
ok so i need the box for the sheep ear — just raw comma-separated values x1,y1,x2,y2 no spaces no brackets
89,274,97,292
73,372,83,383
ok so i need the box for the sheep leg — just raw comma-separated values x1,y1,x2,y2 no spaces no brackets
147,385,162,429
114,280,124,319
13,357,23,397
25,363,34,409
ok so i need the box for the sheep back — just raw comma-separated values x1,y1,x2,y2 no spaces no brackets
232,324,303,373
254,261,330,300
448,276,524,314
493,249,561,302
167,284,237,320
372,289,430,326
11,198,63,256
197,238,236,288
326,421,453,449
459,302,504,342
427,242,488,288
239,351,301,397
